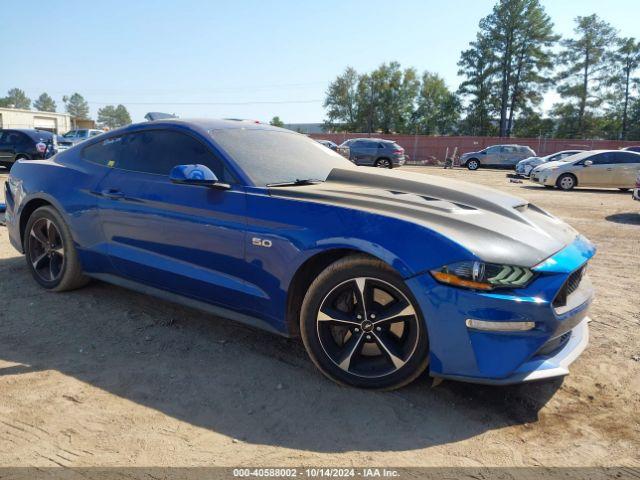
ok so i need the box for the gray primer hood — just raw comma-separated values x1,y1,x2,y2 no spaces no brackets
269,168,578,267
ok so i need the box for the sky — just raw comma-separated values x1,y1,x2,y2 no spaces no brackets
1,0,638,124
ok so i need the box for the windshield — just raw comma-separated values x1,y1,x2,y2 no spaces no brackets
210,128,354,186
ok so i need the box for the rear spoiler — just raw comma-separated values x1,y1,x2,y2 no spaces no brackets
145,112,178,121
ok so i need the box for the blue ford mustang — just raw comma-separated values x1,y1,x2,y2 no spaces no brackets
3,119,595,389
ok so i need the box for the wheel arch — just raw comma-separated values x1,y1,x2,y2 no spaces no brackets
285,248,392,337
18,195,67,251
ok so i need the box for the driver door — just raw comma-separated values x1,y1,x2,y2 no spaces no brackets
94,128,251,310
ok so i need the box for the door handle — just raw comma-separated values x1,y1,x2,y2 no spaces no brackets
101,189,125,199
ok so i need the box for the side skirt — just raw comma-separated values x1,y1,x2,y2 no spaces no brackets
89,273,289,338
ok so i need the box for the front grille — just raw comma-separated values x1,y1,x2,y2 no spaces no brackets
553,265,586,308
537,331,571,356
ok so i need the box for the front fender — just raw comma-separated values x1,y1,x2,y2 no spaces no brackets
243,190,474,329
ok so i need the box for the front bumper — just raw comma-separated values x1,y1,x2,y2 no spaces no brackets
530,170,558,185
406,235,596,385
436,317,590,385
516,164,534,177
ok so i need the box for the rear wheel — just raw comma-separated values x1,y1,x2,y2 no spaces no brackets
375,158,392,169
557,173,576,191
300,255,429,390
467,159,480,170
24,206,89,291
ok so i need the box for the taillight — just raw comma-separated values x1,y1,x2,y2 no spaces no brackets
393,149,404,154
36,142,47,153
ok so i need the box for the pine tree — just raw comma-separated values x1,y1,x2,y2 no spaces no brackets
554,14,617,138
64,93,90,119
34,93,57,112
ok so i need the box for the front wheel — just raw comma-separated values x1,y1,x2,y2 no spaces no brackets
466,159,480,170
24,206,89,291
300,255,429,390
557,173,576,191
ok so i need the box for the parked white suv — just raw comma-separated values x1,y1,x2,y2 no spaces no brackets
57,129,104,150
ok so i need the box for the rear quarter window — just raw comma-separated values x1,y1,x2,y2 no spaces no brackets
82,136,123,167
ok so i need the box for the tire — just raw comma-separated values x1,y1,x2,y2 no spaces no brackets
556,173,577,191
466,159,480,170
375,158,392,169
23,206,89,291
300,255,429,390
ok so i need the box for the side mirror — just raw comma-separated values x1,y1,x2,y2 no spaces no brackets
169,164,230,189
583,160,593,167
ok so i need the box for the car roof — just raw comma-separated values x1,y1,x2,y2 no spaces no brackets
561,150,627,161
0,128,53,140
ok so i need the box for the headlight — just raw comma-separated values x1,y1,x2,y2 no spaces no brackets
430,261,536,290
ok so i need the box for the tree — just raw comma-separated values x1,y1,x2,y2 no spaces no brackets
607,37,640,139
626,97,640,140
471,0,557,136
457,35,496,135
554,14,617,138
1,88,31,109
97,104,132,128
323,67,360,131
413,72,460,135
355,62,419,134
511,108,555,137
269,116,285,127
34,93,57,112
504,0,558,136
64,93,90,119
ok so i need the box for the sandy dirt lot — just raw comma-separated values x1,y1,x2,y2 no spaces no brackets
0,166,638,468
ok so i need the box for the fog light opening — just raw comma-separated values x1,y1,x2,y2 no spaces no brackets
465,319,536,332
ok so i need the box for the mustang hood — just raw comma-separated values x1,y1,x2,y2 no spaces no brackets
269,168,578,267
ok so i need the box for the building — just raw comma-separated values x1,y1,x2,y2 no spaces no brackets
0,107,73,134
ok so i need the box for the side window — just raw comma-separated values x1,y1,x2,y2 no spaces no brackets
15,133,31,146
618,152,640,164
82,136,124,167
590,153,614,165
116,130,234,182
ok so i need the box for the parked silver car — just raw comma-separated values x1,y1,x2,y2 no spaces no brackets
530,150,640,190
460,144,536,170
516,150,583,177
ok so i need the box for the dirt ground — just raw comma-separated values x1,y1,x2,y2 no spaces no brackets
0,166,638,468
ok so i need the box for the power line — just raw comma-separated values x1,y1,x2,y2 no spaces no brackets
86,99,323,106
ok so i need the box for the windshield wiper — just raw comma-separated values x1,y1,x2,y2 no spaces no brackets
267,178,324,187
